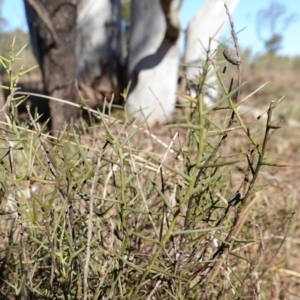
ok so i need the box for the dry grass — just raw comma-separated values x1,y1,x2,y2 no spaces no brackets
0,36,299,299
214,48,300,299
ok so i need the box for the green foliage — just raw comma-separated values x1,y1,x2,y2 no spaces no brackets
0,29,38,78
0,40,294,299
264,33,282,54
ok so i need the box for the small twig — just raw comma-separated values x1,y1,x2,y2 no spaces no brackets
201,98,282,281
145,279,162,300
261,212,295,277
209,194,260,282
93,257,114,300
1,88,19,125
228,148,255,207
26,105,85,280
239,82,269,104
224,3,242,103
15,91,183,159
125,131,174,263
1,120,30,295
26,105,59,180
83,154,102,300
45,219,59,290
157,131,179,173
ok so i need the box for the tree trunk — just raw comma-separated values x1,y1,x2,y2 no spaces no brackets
126,0,182,126
76,0,123,85
25,0,78,133
183,0,240,105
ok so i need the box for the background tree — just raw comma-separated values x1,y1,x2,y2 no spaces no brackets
23,0,240,130
256,1,297,54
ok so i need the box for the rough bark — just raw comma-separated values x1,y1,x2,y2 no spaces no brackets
24,0,78,133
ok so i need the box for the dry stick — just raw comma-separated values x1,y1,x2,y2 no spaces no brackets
224,3,242,103
198,3,273,278
198,4,243,200
204,3,243,214
3,132,30,287
0,119,174,170
203,100,281,283
260,212,295,278
247,223,264,299
157,131,179,174
239,82,269,104
130,204,182,298
15,91,182,160
145,279,162,300
25,105,85,274
26,107,59,180
193,71,236,184
1,88,31,294
185,194,259,290
0,87,19,124
183,56,236,229
44,218,59,291
84,154,102,300
246,212,295,298
183,80,236,233
93,257,114,300
125,131,174,263
209,194,260,282
25,106,67,284
230,148,255,204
